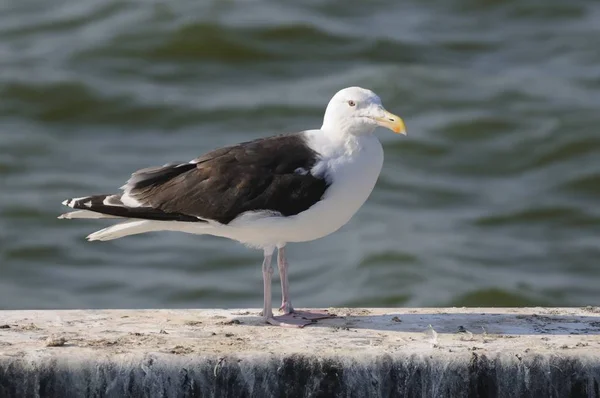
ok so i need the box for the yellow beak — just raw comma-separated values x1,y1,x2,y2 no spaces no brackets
373,110,407,135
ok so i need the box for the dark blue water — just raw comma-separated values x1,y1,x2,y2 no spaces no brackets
1,0,599,310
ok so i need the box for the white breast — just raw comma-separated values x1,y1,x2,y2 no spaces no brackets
211,132,384,248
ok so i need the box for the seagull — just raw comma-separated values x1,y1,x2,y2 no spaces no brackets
59,86,406,327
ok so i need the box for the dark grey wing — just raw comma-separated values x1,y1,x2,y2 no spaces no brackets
124,133,330,224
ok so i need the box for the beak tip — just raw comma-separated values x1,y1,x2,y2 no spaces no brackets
376,111,406,135
394,126,407,135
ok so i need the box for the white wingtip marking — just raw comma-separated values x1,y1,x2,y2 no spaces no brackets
62,196,89,208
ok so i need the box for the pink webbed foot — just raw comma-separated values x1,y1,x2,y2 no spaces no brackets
266,314,315,328
266,309,336,328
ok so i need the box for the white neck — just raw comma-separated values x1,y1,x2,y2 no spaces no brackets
321,119,376,138
315,124,378,157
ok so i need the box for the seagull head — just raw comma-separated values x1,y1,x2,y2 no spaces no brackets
321,86,406,137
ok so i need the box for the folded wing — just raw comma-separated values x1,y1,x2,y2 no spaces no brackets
66,133,331,224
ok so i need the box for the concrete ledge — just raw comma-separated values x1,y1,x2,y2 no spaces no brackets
1,308,600,397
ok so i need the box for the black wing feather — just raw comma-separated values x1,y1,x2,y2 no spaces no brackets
126,133,330,224
65,194,203,222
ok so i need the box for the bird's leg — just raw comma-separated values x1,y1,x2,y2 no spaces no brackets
277,246,293,314
267,246,336,326
261,247,274,320
260,246,303,328
263,247,307,328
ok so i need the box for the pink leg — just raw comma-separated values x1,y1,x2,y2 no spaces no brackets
267,246,335,327
263,247,314,328
261,248,275,321
277,246,293,313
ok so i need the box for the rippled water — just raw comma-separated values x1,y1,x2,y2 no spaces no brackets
1,0,599,310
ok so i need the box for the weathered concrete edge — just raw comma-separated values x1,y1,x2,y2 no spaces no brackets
2,307,600,397
1,351,599,398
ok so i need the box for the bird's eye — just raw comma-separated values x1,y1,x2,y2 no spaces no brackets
347,100,356,107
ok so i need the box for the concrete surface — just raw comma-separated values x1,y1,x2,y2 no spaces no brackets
1,307,600,397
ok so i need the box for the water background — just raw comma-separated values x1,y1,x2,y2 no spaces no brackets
1,0,600,310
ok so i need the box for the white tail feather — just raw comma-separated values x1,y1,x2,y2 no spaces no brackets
58,210,123,220
87,220,162,241
86,220,212,241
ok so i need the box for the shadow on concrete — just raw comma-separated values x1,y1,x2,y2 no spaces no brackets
233,310,600,335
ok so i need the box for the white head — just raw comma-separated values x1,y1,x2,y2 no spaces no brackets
321,87,406,137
